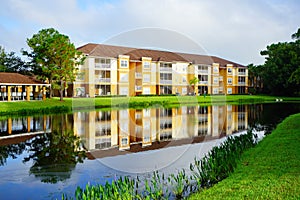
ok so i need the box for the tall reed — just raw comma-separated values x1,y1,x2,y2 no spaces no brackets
63,130,258,200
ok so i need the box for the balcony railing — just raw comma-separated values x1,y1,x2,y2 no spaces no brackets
160,67,172,72
198,81,208,85
95,63,111,69
96,78,111,83
238,72,246,75
160,80,172,84
238,82,246,85
135,72,142,79
198,69,208,74
135,85,142,91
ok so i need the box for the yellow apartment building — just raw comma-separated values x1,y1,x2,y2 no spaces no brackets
74,44,248,97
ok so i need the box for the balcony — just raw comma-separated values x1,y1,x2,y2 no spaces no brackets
160,67,172,72
198,81,208,85
95,63,111,69
198,69,208,74
135,72,142,79
135,85,142,91
96,78,111,83
160,80,172,84
238,82,246,86
238,72,246,76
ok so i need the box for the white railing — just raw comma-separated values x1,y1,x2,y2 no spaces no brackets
95,63,111,69
160,80,172,84
160,67,172,72
198,70,208,74
238,82,246,85
238,72,246,75
135,72,142,78
135,85,142,91
96,78,111,83
199,81,208,85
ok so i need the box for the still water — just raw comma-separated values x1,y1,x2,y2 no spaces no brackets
0,103,299,199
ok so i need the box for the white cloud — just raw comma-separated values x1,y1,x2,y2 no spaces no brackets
0,0,299,65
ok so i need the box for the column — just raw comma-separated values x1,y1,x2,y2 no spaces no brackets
7,86,11,102
42,86,46,100
27,117,31,132
7,118,12,134
26,86,31,101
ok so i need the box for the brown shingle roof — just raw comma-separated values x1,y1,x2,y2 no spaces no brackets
77,43,245,67
211,56,246,68
0,73,46,85
177,52,214,65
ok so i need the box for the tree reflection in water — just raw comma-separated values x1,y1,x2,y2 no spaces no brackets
0,143,26,166
23,130,86,184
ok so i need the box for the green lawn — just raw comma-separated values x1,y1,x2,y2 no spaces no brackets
0,95,299,117
188,113,300,200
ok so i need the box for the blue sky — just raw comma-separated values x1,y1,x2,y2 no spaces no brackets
0,0,299,65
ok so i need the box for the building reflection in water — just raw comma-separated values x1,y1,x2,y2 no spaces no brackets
0,115,51,136
74,105,248,153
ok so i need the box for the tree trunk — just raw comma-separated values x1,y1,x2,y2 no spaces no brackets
60,80,64,101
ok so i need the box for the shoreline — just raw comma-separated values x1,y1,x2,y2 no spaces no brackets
0,95,299,117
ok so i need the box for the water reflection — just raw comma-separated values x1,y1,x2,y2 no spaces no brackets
75,105,248,155
23,130,86,184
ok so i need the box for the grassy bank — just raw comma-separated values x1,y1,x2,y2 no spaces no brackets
0,95,299,117
188,113,300,200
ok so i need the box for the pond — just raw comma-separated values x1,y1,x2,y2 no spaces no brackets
0,102,299,199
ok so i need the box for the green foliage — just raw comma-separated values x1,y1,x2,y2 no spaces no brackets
63,130,258,199
259,28,300,96
0,46,28,74
23,28,85,100
190,130,257,190
189,113,300,200
23,129,86,183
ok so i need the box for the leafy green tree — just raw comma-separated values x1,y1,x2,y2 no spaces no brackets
23,28,85,100
248,64,263,94
260,28,300,96
0,46,28,74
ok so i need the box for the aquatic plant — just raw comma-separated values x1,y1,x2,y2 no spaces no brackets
63,130,258,199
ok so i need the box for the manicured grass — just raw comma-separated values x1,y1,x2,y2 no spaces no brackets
0,95,299,117
188,113,300,200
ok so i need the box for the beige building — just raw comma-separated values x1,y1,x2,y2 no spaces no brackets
74,44,248,97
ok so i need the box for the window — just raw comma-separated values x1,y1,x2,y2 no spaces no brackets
182,87,187,95
213,77,219,84
143,87,150,94
76,87,85,97
228,78,232,85
213,88,219,94
76,72,85,81
121,138,128,146
120,60,128,68
143,61,150,69
198,65,208,73
120,73,128,82
227,88,232,94
213,66,219,73
143,74,150,82
120,87,128,95
227,68,232,74
182,77,187,83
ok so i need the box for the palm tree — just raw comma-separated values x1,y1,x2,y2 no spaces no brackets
189,77,199,95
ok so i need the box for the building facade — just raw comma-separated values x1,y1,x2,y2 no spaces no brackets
74,44,248,97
